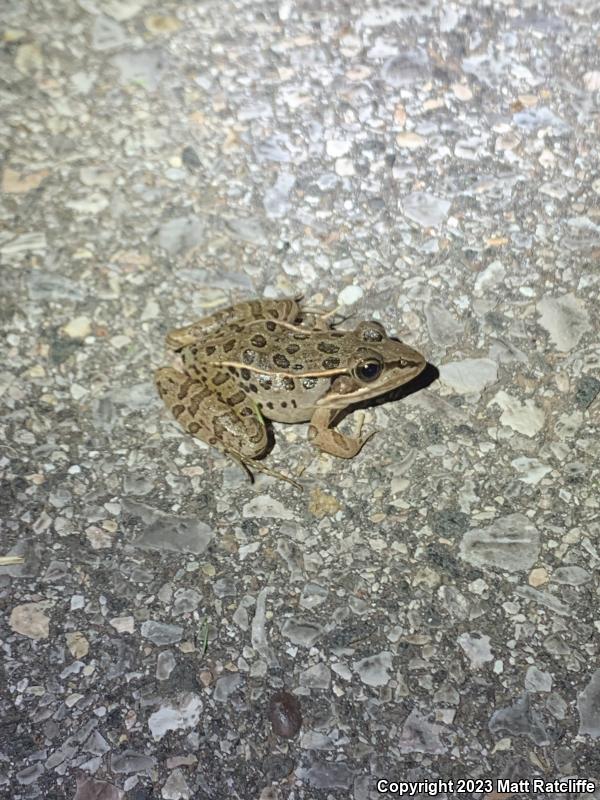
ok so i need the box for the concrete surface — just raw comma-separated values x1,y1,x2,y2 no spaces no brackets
1,0,600,798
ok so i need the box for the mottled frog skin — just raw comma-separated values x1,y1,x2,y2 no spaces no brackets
155,297,426,486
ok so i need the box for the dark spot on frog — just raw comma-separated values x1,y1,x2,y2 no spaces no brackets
249,384,258,393
240,368,251,381
251,334,267,348
266,321,276,332
280,401,287,408
317,341,340,354
282,377,295,391
302,377,317,389
240,406,253,417
266,401,274,409
258,374,272,390
212,372,229,386
322,357,340,369
223,339,236,353
227,391,245,406
286,343,300,354
188,422,201,433
243,349,256,364
273,353,290,369
269,691,302,739
205,345,216,356
293,333,308,340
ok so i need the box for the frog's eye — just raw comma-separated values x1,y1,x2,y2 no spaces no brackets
355,360,382,382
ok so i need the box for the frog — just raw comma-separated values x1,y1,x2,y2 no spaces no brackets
155,296,426,487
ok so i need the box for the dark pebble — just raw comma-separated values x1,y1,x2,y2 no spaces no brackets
575,375,600,409
263,754,294,781
269,690,302,738
181,145,201,170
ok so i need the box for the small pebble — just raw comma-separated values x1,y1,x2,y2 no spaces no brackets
269,691,302,738
337,284,363,305
326,139,351,157
63,316,92,339
395,131,426,148
334,158,355,176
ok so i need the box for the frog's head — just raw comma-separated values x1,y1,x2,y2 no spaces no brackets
317,321,426,408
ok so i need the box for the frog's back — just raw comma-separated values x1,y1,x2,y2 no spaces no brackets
190,320,352,376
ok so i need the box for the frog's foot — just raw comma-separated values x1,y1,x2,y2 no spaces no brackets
307,424,377,458
227,449,303,490
301,304,350,332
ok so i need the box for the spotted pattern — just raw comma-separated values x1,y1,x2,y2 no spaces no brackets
273,353,290,369
212,372,229,386
157,297,425,480
227,390,246,406
317,341,340,354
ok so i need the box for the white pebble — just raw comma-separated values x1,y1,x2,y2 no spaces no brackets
62,315,91,339
337,285,364,306
326,139,352,158
335,158,355,176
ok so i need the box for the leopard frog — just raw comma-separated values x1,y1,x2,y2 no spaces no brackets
155,297,426,487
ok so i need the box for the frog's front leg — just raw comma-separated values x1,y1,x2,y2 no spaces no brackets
307,407,376,458
155,367,301,488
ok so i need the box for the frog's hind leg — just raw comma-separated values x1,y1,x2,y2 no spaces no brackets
156,366,267,455
155,367,301,489
227,449,302,490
